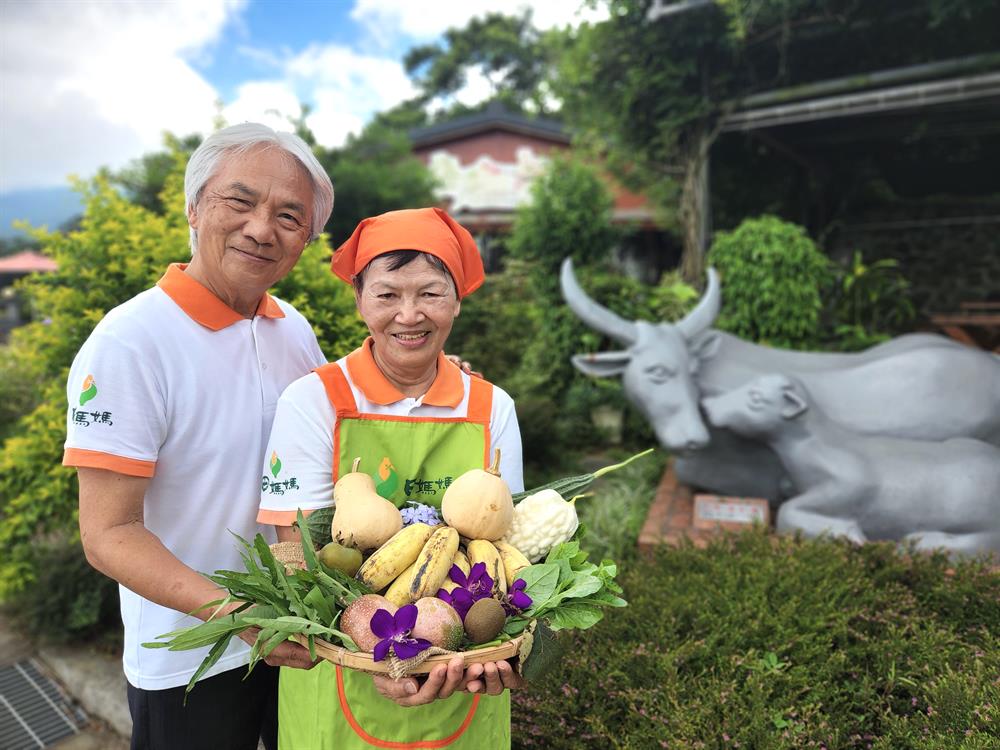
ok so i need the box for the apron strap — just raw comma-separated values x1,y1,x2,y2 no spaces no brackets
316,364,359,483
466,376,493,425
315,363,360,417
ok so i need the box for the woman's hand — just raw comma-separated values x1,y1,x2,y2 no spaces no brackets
372,656,467,706
463,660,524,695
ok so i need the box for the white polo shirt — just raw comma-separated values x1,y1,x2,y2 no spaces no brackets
257,340,524,527
63,263,326,690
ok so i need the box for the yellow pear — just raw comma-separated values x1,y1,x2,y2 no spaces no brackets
331,458,403,551
441,448,513,541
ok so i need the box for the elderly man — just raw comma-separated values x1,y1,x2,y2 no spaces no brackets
65,123,332,749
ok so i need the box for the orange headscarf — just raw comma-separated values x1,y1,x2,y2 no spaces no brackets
331,207,485,298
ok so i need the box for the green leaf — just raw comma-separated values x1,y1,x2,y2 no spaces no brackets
303,585,335,626
547,603,606,631
295,508,322,572
517,563,561,611
519,621,566,682
183,630,238,699
555,573,604,602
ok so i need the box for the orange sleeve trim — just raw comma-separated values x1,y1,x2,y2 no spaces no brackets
256,508,320,527
62,448,156,478
466,377,493,424
335,666,481,748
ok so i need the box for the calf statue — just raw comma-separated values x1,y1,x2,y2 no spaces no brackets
560,258,1000,501
701,374,1000,556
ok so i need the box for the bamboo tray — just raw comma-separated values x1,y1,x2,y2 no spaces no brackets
294,634,523,675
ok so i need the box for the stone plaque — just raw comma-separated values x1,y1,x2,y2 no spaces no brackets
693,494,770,531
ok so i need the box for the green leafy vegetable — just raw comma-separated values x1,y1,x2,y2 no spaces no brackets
142,510,369,696
507,528,628,642
512,448,653,504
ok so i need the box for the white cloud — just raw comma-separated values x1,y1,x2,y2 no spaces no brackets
232,44,416,147
223,80,304,131
1,0,244,192
351,0,607,48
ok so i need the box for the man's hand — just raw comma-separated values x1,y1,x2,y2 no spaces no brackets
443,353,482,379
372,656,467,706
237,626,319,670
463,660,524,695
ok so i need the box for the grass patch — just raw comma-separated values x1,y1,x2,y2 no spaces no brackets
513,531,999,748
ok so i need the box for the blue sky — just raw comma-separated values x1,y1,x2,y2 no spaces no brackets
194,2,358,103
0,0,605,198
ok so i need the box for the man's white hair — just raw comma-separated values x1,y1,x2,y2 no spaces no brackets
184,122,334,252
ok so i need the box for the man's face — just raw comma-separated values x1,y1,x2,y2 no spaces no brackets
187,145,314,306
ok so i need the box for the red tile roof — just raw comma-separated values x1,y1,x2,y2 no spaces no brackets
0,250,58,273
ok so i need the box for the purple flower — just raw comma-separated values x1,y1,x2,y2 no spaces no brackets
437,586,475,620
502,578,532,615
454,562,495,598
437,563,494,620
369,605,431,662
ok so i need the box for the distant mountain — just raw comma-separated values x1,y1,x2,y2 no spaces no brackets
0,187,84,237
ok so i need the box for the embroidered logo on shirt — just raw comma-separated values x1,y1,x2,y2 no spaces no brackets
79,374,97,406
263,452,299,495
375,456,399,499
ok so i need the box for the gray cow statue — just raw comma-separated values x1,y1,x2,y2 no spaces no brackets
560,258,1000,502
702,373,1000,556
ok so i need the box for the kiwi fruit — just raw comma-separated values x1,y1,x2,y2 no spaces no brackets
463,597,506,644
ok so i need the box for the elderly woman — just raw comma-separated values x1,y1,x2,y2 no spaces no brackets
257,207,524,749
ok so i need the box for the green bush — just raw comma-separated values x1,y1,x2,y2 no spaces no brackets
513,531,1000,748
827,250,916,352
2,538,122,647
708,215,834,349
0,338,45,443
506,156,620,280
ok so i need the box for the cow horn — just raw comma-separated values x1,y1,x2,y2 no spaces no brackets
676,267,720,340
560,258,637,345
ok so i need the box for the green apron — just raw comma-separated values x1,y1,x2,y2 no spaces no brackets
278,363,510,749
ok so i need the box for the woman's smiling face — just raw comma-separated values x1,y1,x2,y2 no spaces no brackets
355,253,461,377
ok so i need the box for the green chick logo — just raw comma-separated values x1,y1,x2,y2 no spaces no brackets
375,456,399,499
270,451,282,478
79,375,97,406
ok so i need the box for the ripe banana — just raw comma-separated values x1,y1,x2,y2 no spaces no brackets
384,560,419,607
355,522,434,591
409,526,460,600
493,540,531,585
453,549,471,577
467,539,507,594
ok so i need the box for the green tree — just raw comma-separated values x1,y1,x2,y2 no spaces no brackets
404,11,559,117
108,133,202,214
316,122,439,245
507,157,620,283
559,0,1000,280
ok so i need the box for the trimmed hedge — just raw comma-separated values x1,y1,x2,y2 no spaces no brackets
513,531,999,749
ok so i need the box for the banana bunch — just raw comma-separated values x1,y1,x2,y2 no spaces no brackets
355,521,533,608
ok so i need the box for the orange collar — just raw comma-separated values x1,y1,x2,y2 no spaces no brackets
345,338,464,408
156,263,284,330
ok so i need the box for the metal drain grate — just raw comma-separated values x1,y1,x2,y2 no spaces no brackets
0,659,87,749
